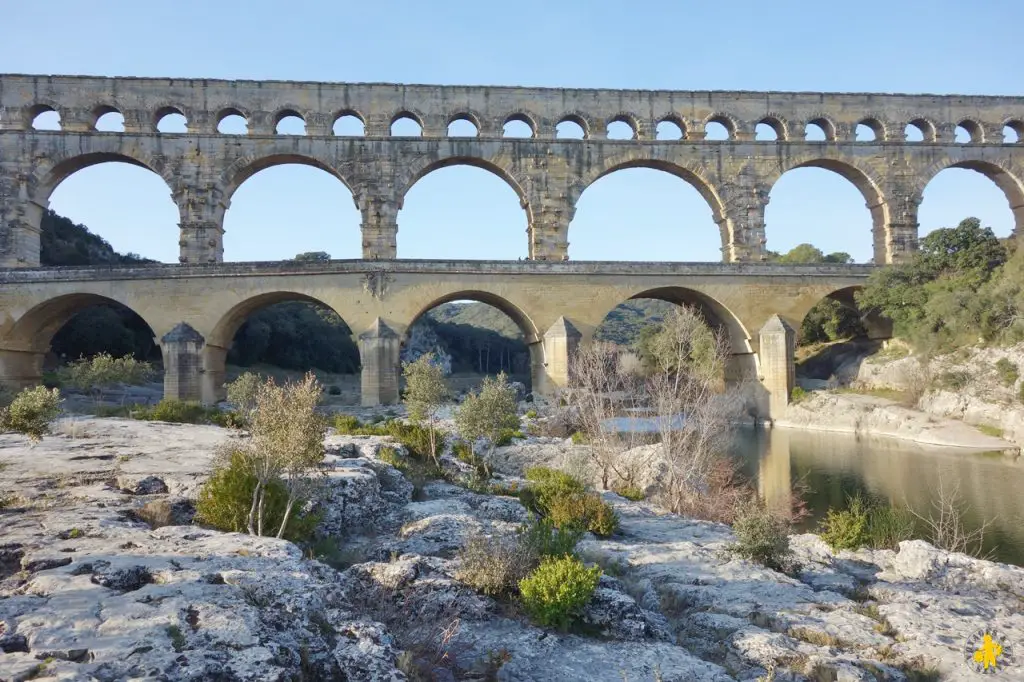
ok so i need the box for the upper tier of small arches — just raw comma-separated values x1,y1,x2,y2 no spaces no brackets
2,75,1022,144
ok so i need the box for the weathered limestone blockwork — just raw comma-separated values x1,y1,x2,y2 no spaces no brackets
160,322,205,402
759,315,797,420
0,260,871,413
1,74,1022,267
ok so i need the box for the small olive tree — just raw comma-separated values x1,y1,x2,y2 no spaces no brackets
455,372,520,477
225,372,262,420
402,353,450,466
245,373,327,538
0,385,63,442
57,353,154,403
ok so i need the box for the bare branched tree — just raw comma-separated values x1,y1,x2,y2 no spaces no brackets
566,306,749,518
643,308,747,517
568,341,652,489
910,477,996,558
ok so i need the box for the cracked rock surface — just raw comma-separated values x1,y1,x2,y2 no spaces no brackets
1,416,1022,681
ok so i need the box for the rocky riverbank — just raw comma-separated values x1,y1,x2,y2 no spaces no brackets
775,391,1018,452
2,416,1023,680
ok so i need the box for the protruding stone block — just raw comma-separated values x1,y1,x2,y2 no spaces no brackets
539,316,581,396
359,318,400,406
758,314,796,421
160,323,205,402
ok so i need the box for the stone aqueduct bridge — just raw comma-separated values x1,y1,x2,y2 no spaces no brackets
1,74,1023,266
0,260,873,417
0,75,1021,415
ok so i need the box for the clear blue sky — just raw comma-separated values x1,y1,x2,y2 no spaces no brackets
2,0,1020,264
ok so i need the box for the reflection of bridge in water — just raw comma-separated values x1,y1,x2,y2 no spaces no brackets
744,428,1024,564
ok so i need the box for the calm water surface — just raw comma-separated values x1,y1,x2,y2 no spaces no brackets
729,428,1024,566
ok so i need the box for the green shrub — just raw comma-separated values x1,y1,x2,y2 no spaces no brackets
56,353,153,391
866,505,916,550
195,448,319,543
935,370,970,391
977,423,1004,438
519,517,583,559
457,532,537,597
518,556,601,630
790,386,808,403
995,358,1019,387
0,386,62,441
521,467,617,537
136,400,220,425
569,431,588,445
376,446,406,470
611,484,645,501
818,496,870,551
333,414,362,434
731,502,792,571
381,420,444,461
1018,382,1024,404
546,492,619,537
525,409,538,419
494,428,525,447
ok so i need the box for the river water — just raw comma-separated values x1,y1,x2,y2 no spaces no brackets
729,427,1024,566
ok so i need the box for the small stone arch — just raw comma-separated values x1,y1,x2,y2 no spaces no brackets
1003,119,1024,143
655,114,687,140
904,117,938,142
855,116,887,141
554,112,592,139
756,114,789,141
389,109,426,136
605,112,640,140
152,104,190,131
90,104,124,130
502,111,538,137
214,105,252,129
447,110,483,129
804,114,838,141
26,102,62,129
956,119,984,144
272,106,308,134
703,112,739,140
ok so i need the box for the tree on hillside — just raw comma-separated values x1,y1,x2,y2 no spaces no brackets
857,218,1009,351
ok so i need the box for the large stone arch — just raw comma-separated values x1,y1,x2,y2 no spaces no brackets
572,155,730,260
393,156,533,258
219,152,353,205
793,284,892,344
202,289,356,403
597,285,751,356
917,157,1024,239
400,288,544,393
35,149,176,203
402,289,540,344
770,154,890,263
0,292,160,389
